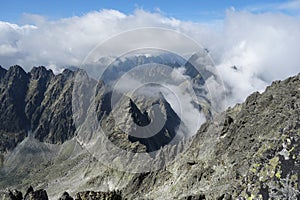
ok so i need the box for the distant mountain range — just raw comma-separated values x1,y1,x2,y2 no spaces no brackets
0,52,215,153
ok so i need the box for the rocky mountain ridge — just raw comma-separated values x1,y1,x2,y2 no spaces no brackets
0,50,212,153
0,49,214,154
0,63,299,199
0,65,180,153
0,65,76,152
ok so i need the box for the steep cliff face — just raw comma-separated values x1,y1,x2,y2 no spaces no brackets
104,93,182,152
0,55,205,153
31,69,76,143
0,53,207,152
0,66,29,152
0,63,194,199
0,66,77,151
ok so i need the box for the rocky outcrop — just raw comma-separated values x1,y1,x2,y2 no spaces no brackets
3,188,123,200
3,186,48,200
127,95,182,152
7,189,23,200
58,192,74,200
25,189,48,200
75,190,122,200
23,186,48,200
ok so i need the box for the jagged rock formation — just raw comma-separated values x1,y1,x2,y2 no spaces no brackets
23,186,48,200
0,62,299,199
0,65,76,151
3,186,48,200
0,55,204,153
7,189,22,200
3,188,121,200
64,72,299,199
117,73,300,199
0,51,213,153
58,192,73,200
100,92,182,152
0,65,29,152
127,95,181,152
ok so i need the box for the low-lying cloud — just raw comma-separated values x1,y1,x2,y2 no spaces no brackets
0,8,300,108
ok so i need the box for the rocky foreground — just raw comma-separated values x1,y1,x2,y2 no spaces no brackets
0,67,299,199
3,186,121,200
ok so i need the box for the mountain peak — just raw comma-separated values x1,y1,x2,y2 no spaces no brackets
6,65,27,76
0,65,7,79
62,68,74,76
129,98,151,127
30,66,54,79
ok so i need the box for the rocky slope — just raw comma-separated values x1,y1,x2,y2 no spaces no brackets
118,73,300,199
78,72,299,199
0,62,299,199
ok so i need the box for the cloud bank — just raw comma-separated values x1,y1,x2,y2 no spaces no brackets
0,8,300,107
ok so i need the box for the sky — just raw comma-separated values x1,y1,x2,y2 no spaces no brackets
0,0,298,23
0,0,300,108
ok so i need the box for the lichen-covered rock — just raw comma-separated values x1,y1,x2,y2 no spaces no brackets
75,190,122,200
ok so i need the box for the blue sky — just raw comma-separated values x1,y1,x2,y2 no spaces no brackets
0,0,294,23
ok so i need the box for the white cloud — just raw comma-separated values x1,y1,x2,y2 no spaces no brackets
0,44,18,55
215,10,300,105
0,9,217,70
278,0,300,11
0,8,299,109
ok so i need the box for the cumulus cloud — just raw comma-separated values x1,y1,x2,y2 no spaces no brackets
0,8,299,108
215,11,300,105
0,9,216,70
